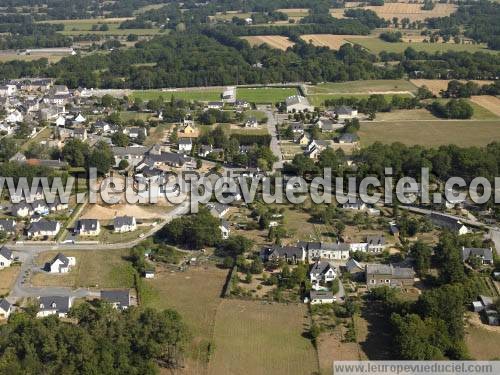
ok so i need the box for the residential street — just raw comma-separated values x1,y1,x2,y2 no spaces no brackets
259,105,283,171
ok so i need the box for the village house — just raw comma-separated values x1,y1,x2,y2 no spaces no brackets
286,95,313,113
310,261,337,290
219,220,231,239
0,219,17,235
337,133,359,145
207,202,230,218
342,199,367,211
260,245,306,264
308,290,335,305
316,118,342,132
344,258,364,280
289,121,304,134
0,246,13,269
75,219,101,236
48,253,76,273
178,138,193,153
48,197,69,212
365,264,415,288
245,117,258,128
207,101,223,110
335,106,358,121
221,86,236,103
11,202,34,218
0,84,17,97
27,220,61,238
125,127,147,139
461,247,494,266
428,212,469,235
297,133,311,146
37,296,72,318
0,299,12,319
73,128,88,141
114,216,137,233
101,290,130,310
366,235,386,253
113,146,151,167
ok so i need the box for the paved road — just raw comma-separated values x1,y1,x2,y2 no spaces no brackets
259,106,283,171
7,201,190,301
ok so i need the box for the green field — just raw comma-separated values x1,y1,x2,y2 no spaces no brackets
131,88,222,102
307,79,417,94
208,299,318,375
432,98,499,120
40,18,162,36
348,37,497,54
359,120,500,147
237,87,298,103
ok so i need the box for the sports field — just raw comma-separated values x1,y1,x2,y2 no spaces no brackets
359,120,500,147
208,300,318,375
131,88,222,102
237,87,298,103
241,35,295,50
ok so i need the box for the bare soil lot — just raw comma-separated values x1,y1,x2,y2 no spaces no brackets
241,35,295,50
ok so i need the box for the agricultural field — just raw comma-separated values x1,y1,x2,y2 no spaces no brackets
0,51,66,63
410,79,495,96
277,8,309,18
349,37,496,54
300,34,367,50
358,120,500,147
374,108,439,121
40,18,162,36
208,299,318,375
237,87,298,103
470,96,500,117
306,79,417,95
141,264,228,372
241,35,295,50
364,3,457,22
130,88,222,102
308,93,413,107
31,249,136,289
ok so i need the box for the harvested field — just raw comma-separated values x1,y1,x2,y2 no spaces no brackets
365,3,457,22
469,96,500,117
241,35,294,50
359,120,500,147
307,79,417,94
410,79,494,96
208,300,318,375
300,34,366,50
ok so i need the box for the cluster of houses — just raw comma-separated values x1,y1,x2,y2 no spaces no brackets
73,216,137,237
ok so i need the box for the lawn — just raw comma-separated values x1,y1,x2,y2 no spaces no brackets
465,319,500,360
374,109,439,121
208,299,318,375
358,120,500,147
141,264,228,372
307,80,417,94
0,53,65,63
20,127,53,151
31,249,135,289
348,37,498,55
131,89,222,102
237,87,298,103
0,265,21,296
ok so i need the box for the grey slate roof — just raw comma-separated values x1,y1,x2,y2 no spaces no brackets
28,220,59,233
462,247,493,262
310,261,334,277
51,253,70,269
113,146,150,157
101,290,130,308
310,290,334,300
76,219,99,231
0,298,11,312
39,296,71,314
0,219,16,233
114,216,135,228
336,105,355,115
366,235,385,246
366,263,415,278
0,246,13,260
345,258,363,273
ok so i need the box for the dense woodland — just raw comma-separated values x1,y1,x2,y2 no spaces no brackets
0,303,189,373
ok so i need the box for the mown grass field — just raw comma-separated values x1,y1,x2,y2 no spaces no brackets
208,299,318,375
359,120,500,147
348,37,497,55
131,89,222,102
31,249,135,289
40,18,162,36
141,264,228,372
237,87,298,103
466,320,500,360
